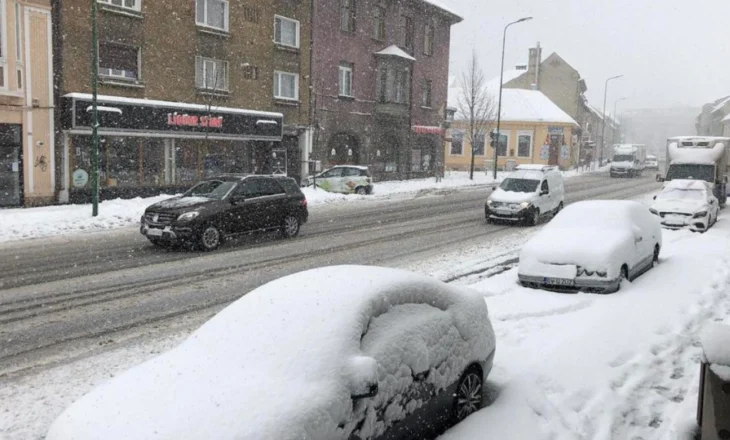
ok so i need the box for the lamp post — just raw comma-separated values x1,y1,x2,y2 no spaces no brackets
611,97,627,145
90,0,100,216
599,74,623,167
493,16,533,179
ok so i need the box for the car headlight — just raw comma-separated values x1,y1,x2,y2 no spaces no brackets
520,202,531,209
649,208,659,215
693,211,708,218
487,199,493,205
177,211,200,222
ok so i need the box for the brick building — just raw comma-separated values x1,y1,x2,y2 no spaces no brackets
310,0,461,180
53,0,312,203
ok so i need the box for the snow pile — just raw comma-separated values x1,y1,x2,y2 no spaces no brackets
47,265,494,440
701,324,730,366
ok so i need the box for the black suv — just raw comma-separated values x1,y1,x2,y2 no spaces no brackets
140,174,308,251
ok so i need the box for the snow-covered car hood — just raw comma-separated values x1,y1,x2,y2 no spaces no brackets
611,161,635,169
147,196,215,211
489,187,535,204
47,266,494,440
519,227,633,274
651,198,707,215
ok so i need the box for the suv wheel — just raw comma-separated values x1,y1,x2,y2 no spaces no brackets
199,225,222,251
282,215,300,238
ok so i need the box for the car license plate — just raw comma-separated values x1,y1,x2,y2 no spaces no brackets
147,228,163,237
544,277,574,286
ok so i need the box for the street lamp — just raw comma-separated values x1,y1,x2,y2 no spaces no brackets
599,74,623,166
611,97,628,145
493,16,533,179
90,0,100,217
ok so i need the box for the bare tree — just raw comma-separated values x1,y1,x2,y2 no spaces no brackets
456,53,496,180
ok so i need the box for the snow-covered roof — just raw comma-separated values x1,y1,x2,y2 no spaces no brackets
421,0,463,21
486,69,526,89
374,45,416,61
447,79,578,126
63,93,283,118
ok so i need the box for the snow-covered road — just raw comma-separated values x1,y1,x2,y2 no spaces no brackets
1,193,728,439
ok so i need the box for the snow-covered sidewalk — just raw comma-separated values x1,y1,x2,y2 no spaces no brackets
0,168,594,243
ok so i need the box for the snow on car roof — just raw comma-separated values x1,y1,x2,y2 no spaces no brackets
514,164,558,172
333,165,369,170
701,323,730,366
667,138,727,165
47,266,492,440
546,200,643,230
507,170,545,180
663,179,710,191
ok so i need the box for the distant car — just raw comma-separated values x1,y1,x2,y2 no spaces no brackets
650,179,719,232
518,200,662,293
140,174,308,251
645,154,659,170
46,265,496,440
303,165,373,195
486,165,565,226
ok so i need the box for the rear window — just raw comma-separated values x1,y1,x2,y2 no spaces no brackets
360,168,371,177
278,178,303,195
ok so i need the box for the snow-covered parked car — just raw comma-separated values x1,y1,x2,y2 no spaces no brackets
650,179,719,232
518,200,662,293
47,265,496,440
302,165,374,195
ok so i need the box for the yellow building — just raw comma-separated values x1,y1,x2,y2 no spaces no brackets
445,88,579,172
0,0,53,207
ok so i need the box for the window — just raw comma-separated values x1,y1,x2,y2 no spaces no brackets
372,4,385,40
541,180,549,194
496,132,508,157
378,67,387,102
98,0,141,12
342,167,361,177
421,80,432,107
339,63,353,97
394,70,409,104
243,6,260,23
196,0,229,32
517,132,533,157
472,133,485,156
423,22,434,55
99,42,139,81
450,130,464,155
402,16,414,53
274,16,299,48
14,2,21,90
195,56,228,91
242,65,259,80
341,0,355,33
322,168,343,178
274,71,299,100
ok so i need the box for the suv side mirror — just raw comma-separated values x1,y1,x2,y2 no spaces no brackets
347,356,379,400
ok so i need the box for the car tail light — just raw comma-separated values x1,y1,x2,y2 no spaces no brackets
301,198,308,207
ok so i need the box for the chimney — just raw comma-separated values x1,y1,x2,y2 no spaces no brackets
527,42,542,90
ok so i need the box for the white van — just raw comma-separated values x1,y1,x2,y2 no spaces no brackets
485,165,565,225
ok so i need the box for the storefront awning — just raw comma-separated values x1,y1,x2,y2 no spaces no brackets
412,125,443,135
62,93,284,142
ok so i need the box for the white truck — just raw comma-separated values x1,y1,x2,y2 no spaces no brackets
658,136,729,207
610,144,647,178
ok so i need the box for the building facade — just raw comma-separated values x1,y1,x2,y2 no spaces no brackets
310,0,461,181
0,0,53,207
53,0,312,203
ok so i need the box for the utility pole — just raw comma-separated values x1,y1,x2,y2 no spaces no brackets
599,75,623,167
90,0,100,216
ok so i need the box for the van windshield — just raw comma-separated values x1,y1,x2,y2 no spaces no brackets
613,155,635,162
500,178,540,193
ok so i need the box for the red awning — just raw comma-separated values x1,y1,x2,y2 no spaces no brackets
412,125,442,135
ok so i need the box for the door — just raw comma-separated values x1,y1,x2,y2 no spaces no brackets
538,179,551,213
341,167,365,193
254,178,288,228
227,179,269,233
549,134,561,166
0,124,22,207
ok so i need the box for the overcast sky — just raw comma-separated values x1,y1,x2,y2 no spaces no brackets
444,0,730,111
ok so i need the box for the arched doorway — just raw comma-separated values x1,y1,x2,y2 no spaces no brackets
327,132,360,165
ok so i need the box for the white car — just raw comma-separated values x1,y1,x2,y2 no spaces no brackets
518,200,662,293
485,165,565,226
650,179,719,232
303,165,374,195
47,266,496,440
645,154,659,170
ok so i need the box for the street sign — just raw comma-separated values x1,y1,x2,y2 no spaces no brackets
72,169,89,188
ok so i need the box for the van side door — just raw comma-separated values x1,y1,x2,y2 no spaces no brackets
539,179,551,213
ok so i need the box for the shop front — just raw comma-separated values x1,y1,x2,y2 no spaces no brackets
59,94,283,203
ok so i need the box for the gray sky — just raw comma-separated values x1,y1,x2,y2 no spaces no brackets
444,0,730,110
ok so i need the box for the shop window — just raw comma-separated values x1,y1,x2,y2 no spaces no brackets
421,80,432,108
99,42,139,81
340,0,355,33
196,56,228,91
274,15,299,48
402,16,413,53
196,0,229,32
274,71,299,101
372,4,385,40
98,0,141,12
450,130,464,155
517,132,533,157
339,63,353,97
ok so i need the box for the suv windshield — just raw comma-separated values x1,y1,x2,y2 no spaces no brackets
182,180,237,200
613,155,635,162
500,178,540,193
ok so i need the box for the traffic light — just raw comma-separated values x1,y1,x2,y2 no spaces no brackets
489,131,497,148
